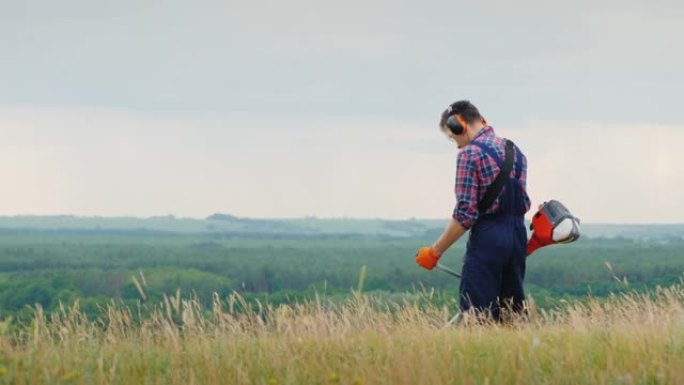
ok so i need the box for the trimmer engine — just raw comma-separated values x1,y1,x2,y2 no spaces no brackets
527,200,581,256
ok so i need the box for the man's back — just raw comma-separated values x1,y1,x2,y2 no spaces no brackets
453,126,531,229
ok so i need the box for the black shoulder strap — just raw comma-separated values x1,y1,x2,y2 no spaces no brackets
477,140,515,213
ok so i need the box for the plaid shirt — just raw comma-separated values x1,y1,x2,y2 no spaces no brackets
453,126,531,229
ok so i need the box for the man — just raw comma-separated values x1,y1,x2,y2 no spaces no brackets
415,100,531,321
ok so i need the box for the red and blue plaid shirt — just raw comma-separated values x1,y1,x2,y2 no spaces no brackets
453,126,531,229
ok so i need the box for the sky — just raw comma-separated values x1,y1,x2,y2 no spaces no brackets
0,0,682,223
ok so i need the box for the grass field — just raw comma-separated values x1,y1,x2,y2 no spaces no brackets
0,282,682,385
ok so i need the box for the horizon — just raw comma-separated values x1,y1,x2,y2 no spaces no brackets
0,212,682,226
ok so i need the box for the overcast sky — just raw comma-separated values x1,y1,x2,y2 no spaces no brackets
0,0,682,223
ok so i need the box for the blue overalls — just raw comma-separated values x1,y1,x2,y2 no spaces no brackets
459,140,529,320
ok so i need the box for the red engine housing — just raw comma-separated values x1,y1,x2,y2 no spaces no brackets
527,200,580,256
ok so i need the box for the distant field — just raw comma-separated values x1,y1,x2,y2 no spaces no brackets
0,215,682,238
0,215,446,237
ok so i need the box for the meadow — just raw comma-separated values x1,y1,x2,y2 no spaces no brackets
0,283,682,384
0,217,682,384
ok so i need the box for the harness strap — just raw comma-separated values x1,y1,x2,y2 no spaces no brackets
470,141,504,168
514,143,523,179
470,140,516,213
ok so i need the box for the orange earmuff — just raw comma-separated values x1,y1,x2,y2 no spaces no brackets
446,114,469,135
456,116,468,132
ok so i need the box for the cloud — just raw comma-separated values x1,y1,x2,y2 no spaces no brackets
0,107,453,218
1,0,682,123
512,122,684,223
0,1,681,222
0,107,681,223
0,144,70,214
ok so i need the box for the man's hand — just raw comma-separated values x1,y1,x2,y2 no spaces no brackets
416,247,441,270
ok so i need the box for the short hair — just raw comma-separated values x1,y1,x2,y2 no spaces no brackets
439,100,483,130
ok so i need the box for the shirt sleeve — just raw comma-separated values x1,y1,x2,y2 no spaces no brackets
452,148,480,229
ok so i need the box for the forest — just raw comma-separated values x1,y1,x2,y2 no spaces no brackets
0,216,682,321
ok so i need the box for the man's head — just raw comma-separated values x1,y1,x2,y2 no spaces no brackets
439,100,487,149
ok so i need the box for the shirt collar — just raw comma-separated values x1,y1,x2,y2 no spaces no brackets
473,126,496,142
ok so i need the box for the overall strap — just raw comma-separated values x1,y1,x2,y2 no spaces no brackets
469,141,504,169
514,143,524,179
470,140,515,213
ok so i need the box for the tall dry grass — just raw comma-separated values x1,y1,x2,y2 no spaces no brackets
0,283,682,385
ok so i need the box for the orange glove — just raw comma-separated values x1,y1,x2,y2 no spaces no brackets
416,247,441,270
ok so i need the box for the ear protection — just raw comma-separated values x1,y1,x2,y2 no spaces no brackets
446,115,468,136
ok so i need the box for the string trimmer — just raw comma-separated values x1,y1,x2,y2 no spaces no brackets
437,200,581,278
